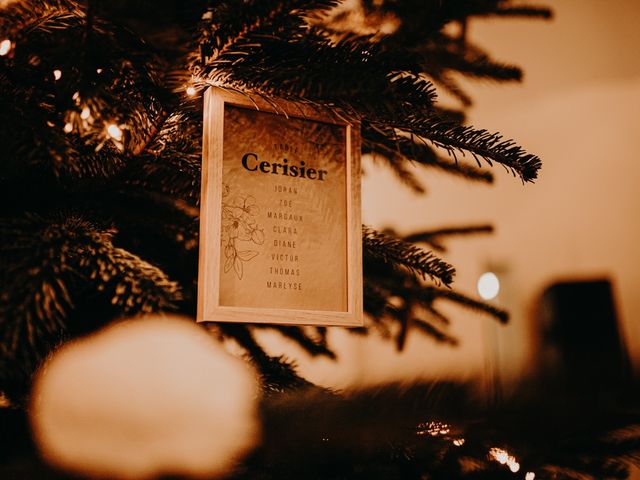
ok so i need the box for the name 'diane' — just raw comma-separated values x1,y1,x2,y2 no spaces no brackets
241,153,328,181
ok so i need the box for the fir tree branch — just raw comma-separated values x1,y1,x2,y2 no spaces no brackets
258,325,336,359
427,70,474,106
362,122,494,184
0,212,181,368
368,153,427,194
363,226,455,287
482,4,553,19
219,323,321,393
123,106,204,202
368,115,541,182
424,304,451,325
412,317,459,346
0,1,81,39
200,32,437,116
362,0,551,33
202,0,340,64
364,250,508,348
252,355,320,395
0,1,168,182
414,32,523,83
197,6,540,183
422,286,509,324
363,280,393,320
405,225,494,252
218,323,269,362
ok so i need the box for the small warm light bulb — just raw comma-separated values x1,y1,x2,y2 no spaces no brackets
186,85,196,96
508,461,520,473
96,68,103,74
525,472,536,480
452,438,465,447
477,272,500,300
80,107,91,120
63,122,73,133
0,39,12,56
107,124,123,141
490,448,509,464
53,69,62,80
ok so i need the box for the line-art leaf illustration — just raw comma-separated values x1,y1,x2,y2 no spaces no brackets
237,250,259,261
221,184,265,280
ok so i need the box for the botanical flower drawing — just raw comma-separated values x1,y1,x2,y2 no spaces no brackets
221,184,265,279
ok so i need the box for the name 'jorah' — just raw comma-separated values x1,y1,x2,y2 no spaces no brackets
242,153,328,181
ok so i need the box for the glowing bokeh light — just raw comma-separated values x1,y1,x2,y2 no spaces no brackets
0,39,12,56
477,272,500,300
489,447,521,472
106,124,123,141
416,421,450,437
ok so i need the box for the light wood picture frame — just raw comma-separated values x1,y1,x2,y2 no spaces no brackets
197,87,363,326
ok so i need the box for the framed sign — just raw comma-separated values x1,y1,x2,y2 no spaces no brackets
197,87,362,326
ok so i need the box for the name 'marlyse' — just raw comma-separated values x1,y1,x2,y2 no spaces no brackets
241,153,328,181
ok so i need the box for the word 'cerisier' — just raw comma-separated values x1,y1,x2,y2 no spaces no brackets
242,153,327,180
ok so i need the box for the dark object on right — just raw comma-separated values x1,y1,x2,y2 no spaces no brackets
538,279,631,392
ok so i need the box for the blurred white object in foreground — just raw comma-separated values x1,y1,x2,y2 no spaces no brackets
30,316,259,479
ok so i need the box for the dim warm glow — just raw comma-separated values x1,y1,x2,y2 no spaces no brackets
489,447,520,473
453,438,465,446
477,272,500,300
63,123,73,133
416,421,450,437
186,85,196,96
106,124,123,141
495,450,508,464
0,39,11,56
525,472,536,480
53,69,62,80
30,316,259,480
80,107,91,120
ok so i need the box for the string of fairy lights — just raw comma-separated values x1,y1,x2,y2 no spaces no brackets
417,421,537,478
1,34,130,154
0,27,203,155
